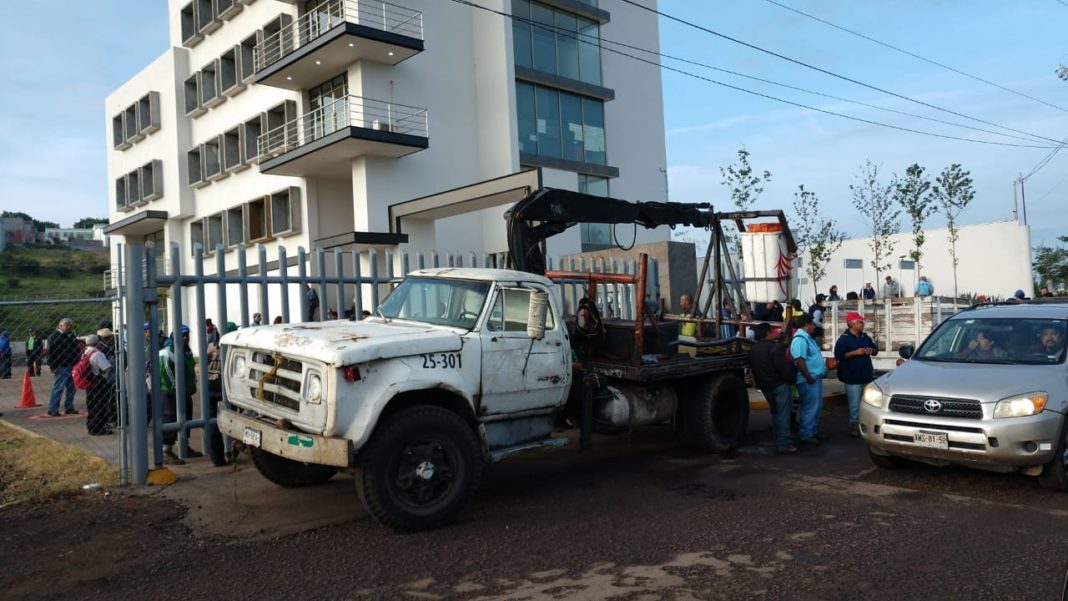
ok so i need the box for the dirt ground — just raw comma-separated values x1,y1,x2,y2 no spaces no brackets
3,407,1067,601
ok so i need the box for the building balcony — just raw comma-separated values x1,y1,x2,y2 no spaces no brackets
253,0,424,90
257,95,428,177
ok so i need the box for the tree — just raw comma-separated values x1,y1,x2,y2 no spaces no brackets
893,164,936,276
931,163,975,300
850,161,900,285
719,147,772,255
73,217,108,229
791,185,845,297
1033,236,1068,292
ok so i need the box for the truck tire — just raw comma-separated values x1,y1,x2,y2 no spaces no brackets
249,447,338,487
356,406,483,532
677,373,750,453
1037,421,1068,492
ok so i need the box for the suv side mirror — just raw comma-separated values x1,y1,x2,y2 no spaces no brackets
899,344,914,359
527,291,549,340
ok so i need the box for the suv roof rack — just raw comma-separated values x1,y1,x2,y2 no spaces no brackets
961,298,1068,311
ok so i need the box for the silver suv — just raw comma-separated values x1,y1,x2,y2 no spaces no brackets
860,302,1068,490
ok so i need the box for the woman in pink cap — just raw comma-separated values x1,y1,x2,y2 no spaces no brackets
834,312,879,437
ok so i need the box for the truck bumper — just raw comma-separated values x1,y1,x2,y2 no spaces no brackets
219,408,353,468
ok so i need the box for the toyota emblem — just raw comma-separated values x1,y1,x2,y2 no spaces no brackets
923,399,943,413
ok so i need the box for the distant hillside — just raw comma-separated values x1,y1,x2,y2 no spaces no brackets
0,246,111,300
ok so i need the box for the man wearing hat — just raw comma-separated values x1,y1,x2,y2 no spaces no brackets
160,325,198,464
84,330,116,436
834,312,879,437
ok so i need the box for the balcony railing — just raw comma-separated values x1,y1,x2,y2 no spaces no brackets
253,0,423,72
257,95,428,159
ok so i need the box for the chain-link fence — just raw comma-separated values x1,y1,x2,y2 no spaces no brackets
0,298,120,433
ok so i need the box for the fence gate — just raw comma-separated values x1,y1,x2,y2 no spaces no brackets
120,242,657,485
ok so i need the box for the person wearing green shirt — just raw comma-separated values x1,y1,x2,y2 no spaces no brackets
159,325,199,465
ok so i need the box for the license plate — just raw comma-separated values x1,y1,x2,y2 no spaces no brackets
242,427,262,447
914,430,948,449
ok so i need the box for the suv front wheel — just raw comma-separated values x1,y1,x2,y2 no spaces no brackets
1037,421,1068,492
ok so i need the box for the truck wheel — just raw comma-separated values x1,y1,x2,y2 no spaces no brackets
249,447,338,487
678,373,750,453
1037,422,1068,492
868,447,905,469
356,406,483,532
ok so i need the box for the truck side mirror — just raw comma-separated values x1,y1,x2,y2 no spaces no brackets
899,344,914,359
527,291,549,340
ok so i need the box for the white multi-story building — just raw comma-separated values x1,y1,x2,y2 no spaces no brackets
104,0,670,321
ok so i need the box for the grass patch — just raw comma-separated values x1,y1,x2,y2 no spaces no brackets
0,422,118,507
0,245,110,300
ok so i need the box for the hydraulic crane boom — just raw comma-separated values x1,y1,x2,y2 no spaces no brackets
506,188,715,275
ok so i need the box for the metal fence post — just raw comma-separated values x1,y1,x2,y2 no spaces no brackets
170,243,189,458
124,245,148,485
194,245,212,459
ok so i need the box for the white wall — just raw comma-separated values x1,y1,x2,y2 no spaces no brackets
796,220,1033,302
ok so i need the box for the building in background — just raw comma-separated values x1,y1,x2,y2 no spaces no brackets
796,220,1033,302
104,0,671,324
1,216,38,249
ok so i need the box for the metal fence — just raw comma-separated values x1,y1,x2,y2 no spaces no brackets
119,243,659,485
0,297,124,474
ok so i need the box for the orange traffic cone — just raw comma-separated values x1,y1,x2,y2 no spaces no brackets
17,371,38,408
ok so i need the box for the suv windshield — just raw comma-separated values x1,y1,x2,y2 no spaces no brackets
914,317,1067,365
376,277,490,329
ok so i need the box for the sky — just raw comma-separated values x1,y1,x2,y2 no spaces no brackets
0,1,1064,249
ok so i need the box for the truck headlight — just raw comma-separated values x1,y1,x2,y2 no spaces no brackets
993,392,1047,418
230,354,246,380
862,383,885,408
306,374,323,404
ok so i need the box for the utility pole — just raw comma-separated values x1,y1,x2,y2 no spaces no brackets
1012,178,1018,221
1018,172,1029,226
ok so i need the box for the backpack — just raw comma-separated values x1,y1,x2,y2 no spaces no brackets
72,348,99,390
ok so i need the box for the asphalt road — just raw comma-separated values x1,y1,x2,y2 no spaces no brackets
3,404,1067,601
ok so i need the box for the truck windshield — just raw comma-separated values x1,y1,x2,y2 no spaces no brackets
376,277,491,330
914,317,1067,365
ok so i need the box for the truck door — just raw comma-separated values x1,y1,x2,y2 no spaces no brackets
479,285,570,416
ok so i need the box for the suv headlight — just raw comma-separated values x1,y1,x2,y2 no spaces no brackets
993,392,1047,418
305,373,323,404
862,383,885,408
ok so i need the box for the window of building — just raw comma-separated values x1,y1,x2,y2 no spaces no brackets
246,197,270,242
190,220,204,255
239,34,257,82
220,47,240,96
124,104,140,143
203,136,224,181
206,212,225,253
307,74,348,141
512,0,602,85
517,82,606,165
243,115,262,162
223,126,245,172
115,177,128,211
217,0,242,21
184,73,204,117
579,175,611,250
270,187,301,237
201,59,221,108
195,0,216,34
187,146,204,187
141,160,163,201
226,206,245,248
180,2,202,47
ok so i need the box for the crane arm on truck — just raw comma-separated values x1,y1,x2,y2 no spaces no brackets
506,188,716,276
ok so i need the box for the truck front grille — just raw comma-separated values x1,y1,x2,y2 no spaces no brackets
888,395,983,420
248,351,303,411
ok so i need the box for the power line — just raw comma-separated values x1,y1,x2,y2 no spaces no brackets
597,36,1051,146
445,0,1058,150
762,0,1068,114
1023,133,1068,180
617,0,1064,146
1055,0,1068,8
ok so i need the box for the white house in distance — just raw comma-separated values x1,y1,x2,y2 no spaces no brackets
103,0,672,326
794,219,1034,302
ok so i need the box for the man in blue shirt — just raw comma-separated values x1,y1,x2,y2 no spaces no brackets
915,276,933,298
833,312,878,437
789,315,827,445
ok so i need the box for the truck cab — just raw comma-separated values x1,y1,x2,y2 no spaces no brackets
219,268,570,531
